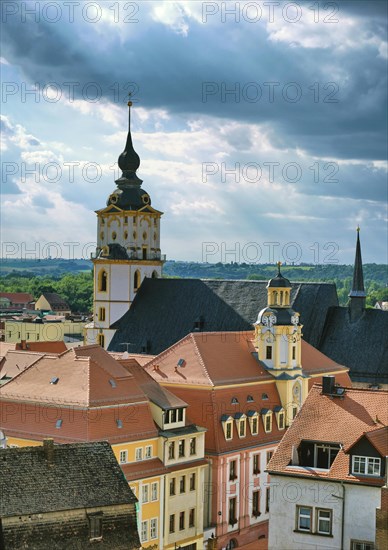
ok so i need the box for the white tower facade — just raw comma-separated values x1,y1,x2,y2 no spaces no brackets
85,102,164,349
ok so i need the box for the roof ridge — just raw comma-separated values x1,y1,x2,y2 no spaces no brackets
0,354,46,387
190,334,213,386
144,333,193,368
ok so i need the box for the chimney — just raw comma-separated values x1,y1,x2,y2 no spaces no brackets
43,438,55,465
322,375,335,395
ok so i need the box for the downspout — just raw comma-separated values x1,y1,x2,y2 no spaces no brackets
341,482,346,550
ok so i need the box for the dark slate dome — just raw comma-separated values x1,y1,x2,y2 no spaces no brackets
98,243,129,260
107,187,151,210
267,264,291,288
256,306,299,326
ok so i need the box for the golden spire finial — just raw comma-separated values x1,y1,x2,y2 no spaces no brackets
127,92,133,107
357,225,360,232
277,261,282,274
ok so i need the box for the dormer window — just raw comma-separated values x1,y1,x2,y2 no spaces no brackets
222,415,233,440
247,395,254,402
261,410,273,433
274,407,285,430
247,411,259,435
298,441,341,469
231,397,239,405
352,456,381,476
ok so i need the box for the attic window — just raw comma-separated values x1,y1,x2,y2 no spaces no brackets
177,359,186,368
109,379,117,388
116,419,123,429
262,393,269,400
50,377,59,385
231,398,239,405
247,395,254,402
56,419,62,429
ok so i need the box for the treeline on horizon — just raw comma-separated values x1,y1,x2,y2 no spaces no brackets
0,260,386,313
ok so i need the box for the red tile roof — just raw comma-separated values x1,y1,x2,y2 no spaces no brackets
15,341,67,353
0,293,34,304
121,458,168,481
144,331,348,387
267,385,388,485
0,345,159,444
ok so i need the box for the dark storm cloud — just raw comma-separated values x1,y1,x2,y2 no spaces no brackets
1,0,387,161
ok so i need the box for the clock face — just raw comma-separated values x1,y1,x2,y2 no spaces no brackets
263,313,277,327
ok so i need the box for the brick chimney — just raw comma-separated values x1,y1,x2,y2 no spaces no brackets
43,438,55,465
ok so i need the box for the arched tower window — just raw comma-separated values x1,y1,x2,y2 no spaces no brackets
134,270,141,291
152,270,158,279
98,270,107,292
98,333,105,348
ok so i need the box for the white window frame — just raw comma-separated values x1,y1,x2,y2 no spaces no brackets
276,410,285,430
351,540,375,550
263,413,272,433
119,450,128,464
249,414,259,435
316,508,332,535
238,419,246,438
150,518,158,540
352,455,381,476
225,421,233,440
135,447,143,461
151,482,158,501
142,484,149,504
141,520,148,542
145,445,152,459
297,506,312,532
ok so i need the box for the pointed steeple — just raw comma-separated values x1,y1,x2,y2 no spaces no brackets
115,100,143,189
348,227,366,320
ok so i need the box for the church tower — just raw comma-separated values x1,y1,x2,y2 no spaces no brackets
254,263,308,426
348,227,366,322
85,101,164,349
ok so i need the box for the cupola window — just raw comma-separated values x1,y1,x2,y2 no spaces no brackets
98,270,107,292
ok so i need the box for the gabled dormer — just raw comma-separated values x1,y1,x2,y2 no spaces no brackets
346,426,387,478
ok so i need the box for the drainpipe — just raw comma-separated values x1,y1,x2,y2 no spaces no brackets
340,482,346,550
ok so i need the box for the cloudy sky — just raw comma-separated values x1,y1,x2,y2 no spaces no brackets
1,0,387,265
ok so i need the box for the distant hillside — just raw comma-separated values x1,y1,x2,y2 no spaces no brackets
0,259,386,309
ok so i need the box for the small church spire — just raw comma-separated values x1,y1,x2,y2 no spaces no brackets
115,99,142,189
348,226,366,321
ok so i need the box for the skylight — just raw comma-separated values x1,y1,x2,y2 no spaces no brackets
109,379,117,388
56,419,62,428
116,419,123,428
50,377,59,385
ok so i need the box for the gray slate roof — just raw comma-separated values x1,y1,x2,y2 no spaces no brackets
109,278,338,354
0,441,136,517
318,307,388,384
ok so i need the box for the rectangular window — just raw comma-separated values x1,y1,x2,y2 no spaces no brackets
190,438,196,455
98,307,105,321
150,518,157,540
265,415,272,433
352,456,381,476
119,450,128,464
145,445,152,459
142,484,149,504
179,476,186,494
297,506,312,532
141,520,148,542
178,408,184,421
178,439,185,457
229,460,237,481
169,514,175,534
253,454,260,474
190,473,196,491
229,497,237,526
351,541,375,550
266,346,272,359
292,346,296,360
239,420,246,437
135,448,143,461
316,509,332,535
168,441,175,460
89,514,103,540
165,410,170,424
252,490,260,517
266,451,273,464
171,409,177,422
265,487,270,513
226,422,232,440
251,417,258,435
151,482,158,501
179,511,185,531
315,444,340,469
278,412,285,430
170,478,176,496
189,508,195,528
